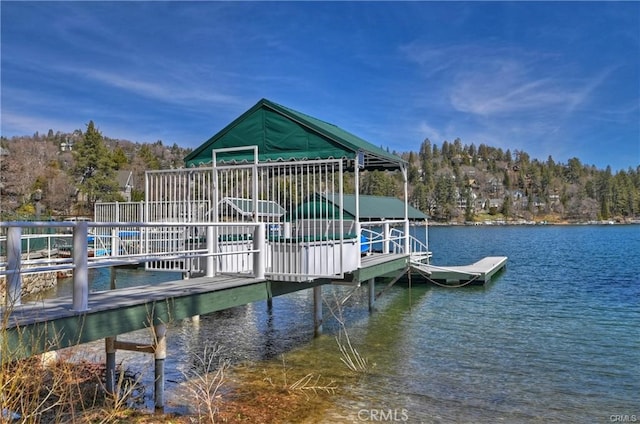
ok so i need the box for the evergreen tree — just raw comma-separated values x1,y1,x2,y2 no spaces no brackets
72,121,121,210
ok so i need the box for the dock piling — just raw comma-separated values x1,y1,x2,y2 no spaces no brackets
154,323,167,410
105,337,116,394
313,286,323,336
368,278,375,311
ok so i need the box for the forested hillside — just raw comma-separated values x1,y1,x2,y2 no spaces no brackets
1,124,638,223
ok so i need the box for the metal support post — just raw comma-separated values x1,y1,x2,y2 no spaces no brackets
383,222,390,254
110,230,117,289
72,221,89,311
111,228,119,258
253,223,266,279
206,225,215,277
6,226,22,306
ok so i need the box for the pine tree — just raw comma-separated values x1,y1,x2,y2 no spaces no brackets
72,121,121,211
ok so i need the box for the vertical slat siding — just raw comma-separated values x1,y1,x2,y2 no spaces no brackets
97,157,350,280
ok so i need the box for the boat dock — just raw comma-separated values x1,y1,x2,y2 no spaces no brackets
411,256,508,286
0,99,507,415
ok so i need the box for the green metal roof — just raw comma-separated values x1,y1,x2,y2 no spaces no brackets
284,195,356,222
184,98,406,170
337,194,428,221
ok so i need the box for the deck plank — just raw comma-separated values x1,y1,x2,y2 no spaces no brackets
3,275,263,328
2,253,413,359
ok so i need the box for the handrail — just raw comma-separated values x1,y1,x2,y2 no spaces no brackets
359,222,430,262
1,221,266,311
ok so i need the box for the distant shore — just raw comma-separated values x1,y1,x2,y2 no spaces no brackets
425,218,640,226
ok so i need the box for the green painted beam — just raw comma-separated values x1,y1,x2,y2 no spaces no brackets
2,255,412,362
353,256,408,283
1,277,340,361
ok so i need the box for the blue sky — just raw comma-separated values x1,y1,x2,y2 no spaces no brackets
1,2,639,171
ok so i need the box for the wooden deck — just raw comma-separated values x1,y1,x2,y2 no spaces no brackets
2,274,271,359
2,252,412,360
412,256,508,286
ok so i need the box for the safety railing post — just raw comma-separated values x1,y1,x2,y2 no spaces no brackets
355,221,362,268
404,220,410,254
206,225,216,277
253,223,266,279
6,226,22,306
383,222,390,254
111,228,119,258
72,221,89,311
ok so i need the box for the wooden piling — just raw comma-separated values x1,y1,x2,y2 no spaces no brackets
313,286,322,336
368,278,375,312
154,323,167,410
105,337,116,394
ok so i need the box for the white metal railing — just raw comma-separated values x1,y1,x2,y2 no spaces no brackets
393,228,432,264
359,221,431,264
1,221,265,311
95,148,421,282
138,156,353,281
360,220,407,254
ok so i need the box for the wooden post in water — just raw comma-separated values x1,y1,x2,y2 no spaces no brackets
267,295,273,312
313,286,323,336
105,337,116,394
368,278,375,312
154,323,167,410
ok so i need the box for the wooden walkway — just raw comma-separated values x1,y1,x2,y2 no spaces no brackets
5,274,266,327
2,274,269,359
2,252,411,360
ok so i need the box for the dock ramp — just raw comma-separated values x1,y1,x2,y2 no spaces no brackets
410,256,507,286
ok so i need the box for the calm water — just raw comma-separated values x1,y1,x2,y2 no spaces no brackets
58,225,640,423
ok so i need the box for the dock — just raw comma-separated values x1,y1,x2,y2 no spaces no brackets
411,256,508,286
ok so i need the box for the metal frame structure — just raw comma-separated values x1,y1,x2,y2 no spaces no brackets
92,145,431,282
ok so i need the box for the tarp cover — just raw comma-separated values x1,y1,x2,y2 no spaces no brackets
184,99,405,170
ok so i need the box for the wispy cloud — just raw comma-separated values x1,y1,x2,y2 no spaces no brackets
401,41,608,119
59,66,244,109
1,111,84,136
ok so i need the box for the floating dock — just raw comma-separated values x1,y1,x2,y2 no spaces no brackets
411,256,508,286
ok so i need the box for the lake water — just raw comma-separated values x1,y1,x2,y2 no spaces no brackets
57,225,640,423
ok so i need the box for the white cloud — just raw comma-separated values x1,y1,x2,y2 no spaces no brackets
1,111,83,136
401,41,609,119
66,67,244,109
415,121,444,144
